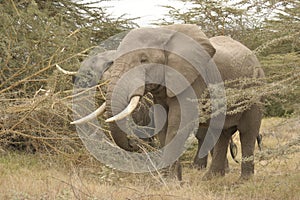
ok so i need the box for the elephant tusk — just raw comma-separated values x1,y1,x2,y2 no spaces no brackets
56,64,77,75
105,96,140,123
70,102,106,124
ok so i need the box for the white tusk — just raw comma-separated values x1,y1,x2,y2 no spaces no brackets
70,102,106,124
105,96,140,123
56,64,77,75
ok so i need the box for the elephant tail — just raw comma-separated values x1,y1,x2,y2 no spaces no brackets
229,134,262,163
257,133,263,151
229,138,239,163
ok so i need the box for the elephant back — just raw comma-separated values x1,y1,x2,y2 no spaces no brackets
209,36,265,81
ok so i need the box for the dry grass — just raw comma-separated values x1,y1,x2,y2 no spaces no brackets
0,117,299,200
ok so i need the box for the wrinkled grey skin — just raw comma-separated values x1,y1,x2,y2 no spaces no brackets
73,50,155,139
75,50,240,164
74,50,116,88
194,130,262,170
104,24,265,180
194,127,236,170
75,50,240,165
57,49,155,145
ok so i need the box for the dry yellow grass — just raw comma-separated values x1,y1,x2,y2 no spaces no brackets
0,117,299,200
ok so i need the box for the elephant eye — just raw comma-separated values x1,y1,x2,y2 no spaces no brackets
140,57,148,63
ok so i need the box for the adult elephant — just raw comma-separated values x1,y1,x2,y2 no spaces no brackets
72,24,265,180
60,49,241,170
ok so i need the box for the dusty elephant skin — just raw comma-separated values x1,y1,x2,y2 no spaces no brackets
59,49,240,166
193,129,262,171
59,49,239,167
72,24,265,180
57,50,156,143
56,50,116,87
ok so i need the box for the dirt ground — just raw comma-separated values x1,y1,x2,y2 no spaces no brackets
0,117,299,200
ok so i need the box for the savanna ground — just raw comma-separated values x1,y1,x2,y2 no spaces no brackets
1,117,299,200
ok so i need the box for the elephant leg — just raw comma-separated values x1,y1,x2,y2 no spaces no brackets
194,146,229,172
196,127,237,174
238,106,262,179
193,147,209,169
194,126,237,171
193,128,209,169
156,125,167,148
154,108,168,148
161,98,184,180
210,147,230,173
153,95,169,148
203,129,231,180
225,127,238,172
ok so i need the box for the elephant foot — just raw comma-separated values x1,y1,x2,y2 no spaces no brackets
193,156,208,170
241,161,254,180
239,173,254,181
225,166,230,174
192,161,207,170
202,170,225,181
202,171,213,181
174,160,182,181
225,159,230,173
161,161,182,181
235,175,253,185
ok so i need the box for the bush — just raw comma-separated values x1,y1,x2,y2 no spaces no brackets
260,53,300,117
0,0,136,154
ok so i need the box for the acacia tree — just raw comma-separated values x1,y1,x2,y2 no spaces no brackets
159,0,247,37
159,0,300,51
0,0,136,95
159,0,300,117
263,0,300,53
0,0,136,152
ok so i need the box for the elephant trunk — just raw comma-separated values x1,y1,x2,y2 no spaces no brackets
105,63,145,151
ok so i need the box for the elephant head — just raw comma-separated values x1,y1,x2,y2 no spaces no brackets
56,50,116,87
61,49,155,148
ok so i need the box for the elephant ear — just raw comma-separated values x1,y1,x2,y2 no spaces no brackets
163,25,216,97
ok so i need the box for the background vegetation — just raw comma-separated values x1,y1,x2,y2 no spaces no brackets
0,0,299,199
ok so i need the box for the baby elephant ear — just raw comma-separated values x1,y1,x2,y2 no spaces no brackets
164,30,216,98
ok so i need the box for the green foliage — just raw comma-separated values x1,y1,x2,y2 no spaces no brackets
263,0,300,54
159,0,300,52
0,0,136,152
0,0,135,96
260,53,300,117
158,0,247,37
266,0,300,34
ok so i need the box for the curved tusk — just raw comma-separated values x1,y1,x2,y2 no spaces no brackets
105,96,140,123
71,102,106,124
56,64,77,75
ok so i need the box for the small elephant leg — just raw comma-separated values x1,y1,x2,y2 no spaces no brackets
238,105,262,179
203,129,231,180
